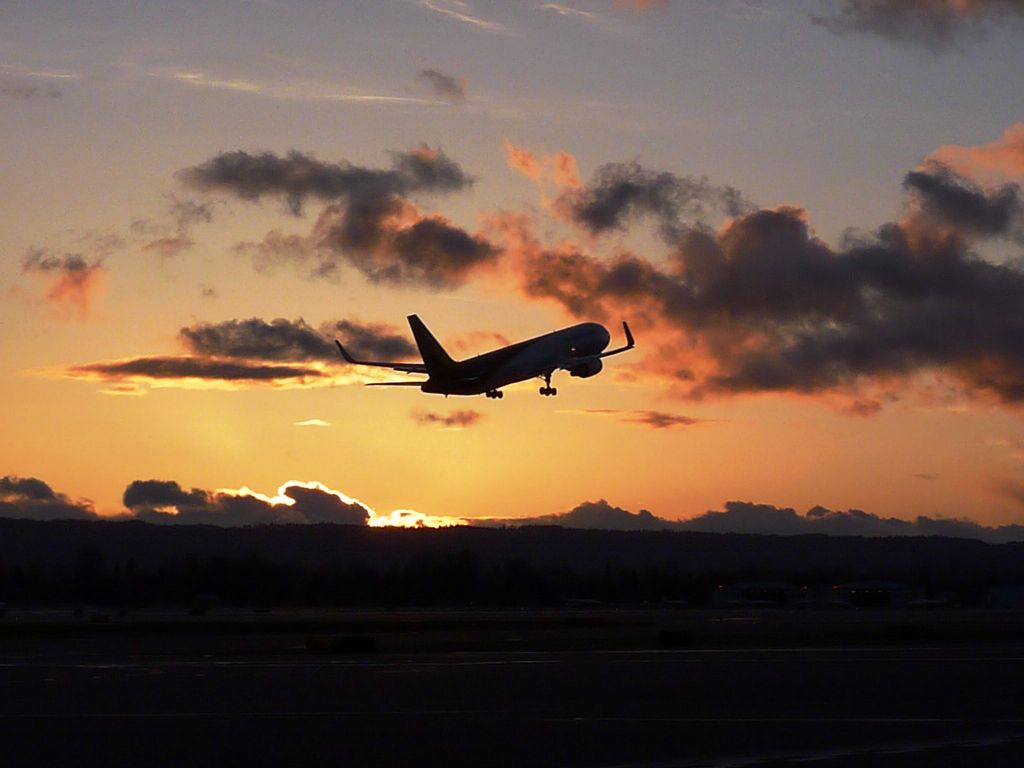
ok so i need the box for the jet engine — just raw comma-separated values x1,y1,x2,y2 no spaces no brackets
569,357,603,378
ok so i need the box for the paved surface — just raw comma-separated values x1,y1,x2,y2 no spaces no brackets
3,644,1024,767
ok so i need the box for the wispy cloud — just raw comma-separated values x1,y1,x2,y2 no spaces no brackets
539,3,603,22
295,418,331,427
149,68,440,105
417,0,511,34
566,408,706,429
0,64,80,81
614,0,668,10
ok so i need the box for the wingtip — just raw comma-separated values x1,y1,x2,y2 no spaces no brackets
623,320,635,348
334,339,353,363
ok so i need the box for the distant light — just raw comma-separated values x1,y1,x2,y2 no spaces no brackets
295,419,331,427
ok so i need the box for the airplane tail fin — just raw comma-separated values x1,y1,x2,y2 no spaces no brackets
408,315,456,374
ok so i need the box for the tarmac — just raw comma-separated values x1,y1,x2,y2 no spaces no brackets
2,608,1024,767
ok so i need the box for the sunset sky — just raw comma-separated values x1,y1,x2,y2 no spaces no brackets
4,0,1024,528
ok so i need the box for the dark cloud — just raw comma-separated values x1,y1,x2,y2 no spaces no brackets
565,161,751,241
1,80,61,100
481,499,671,531
688,500,1024,543
68,356,326,383
280,484,369,524
122,480,369,526
417,68,467,103
22,249,92,274
0,476,97,520
326,319,418,360
123,479,208,510
811,0,1024,51
177,146,472,215
682,501,810,536
320,213,498,287
179,318,333,362
412,409,483,428
904,163,1023,240
622,410,702,429
184,145,498,288
179,317,416,363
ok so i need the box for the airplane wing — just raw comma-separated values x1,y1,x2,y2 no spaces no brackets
598,321,635,358
335,340,429,374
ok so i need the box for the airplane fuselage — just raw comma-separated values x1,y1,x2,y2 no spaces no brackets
335,314,632,398
420,322,611,396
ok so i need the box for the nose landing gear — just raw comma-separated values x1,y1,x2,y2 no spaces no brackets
485,389,504,399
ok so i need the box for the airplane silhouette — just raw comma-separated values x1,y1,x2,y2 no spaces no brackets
335,315,634,398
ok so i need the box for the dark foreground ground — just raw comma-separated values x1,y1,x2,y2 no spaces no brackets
3,608,1024,767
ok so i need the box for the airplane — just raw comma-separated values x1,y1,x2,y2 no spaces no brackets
335,315,634,399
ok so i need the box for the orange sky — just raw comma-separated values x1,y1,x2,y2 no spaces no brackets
3,1,1024,529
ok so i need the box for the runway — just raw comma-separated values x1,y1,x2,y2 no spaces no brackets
3,644,1024,767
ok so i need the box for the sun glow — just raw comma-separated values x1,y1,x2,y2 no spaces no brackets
218,481,465,528
366,508,466,528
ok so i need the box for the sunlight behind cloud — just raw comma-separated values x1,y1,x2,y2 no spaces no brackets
217,481,464,528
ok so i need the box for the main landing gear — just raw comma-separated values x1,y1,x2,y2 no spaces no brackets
538,371,557,397
485,389,504,399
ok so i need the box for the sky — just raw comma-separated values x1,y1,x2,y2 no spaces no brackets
3,0,1024,529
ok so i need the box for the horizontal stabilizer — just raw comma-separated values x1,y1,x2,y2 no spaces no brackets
334,339,428,374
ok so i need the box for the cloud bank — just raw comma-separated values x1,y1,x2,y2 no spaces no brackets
492,155,1024,409
5,475,1023,542
481,498,1024,543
